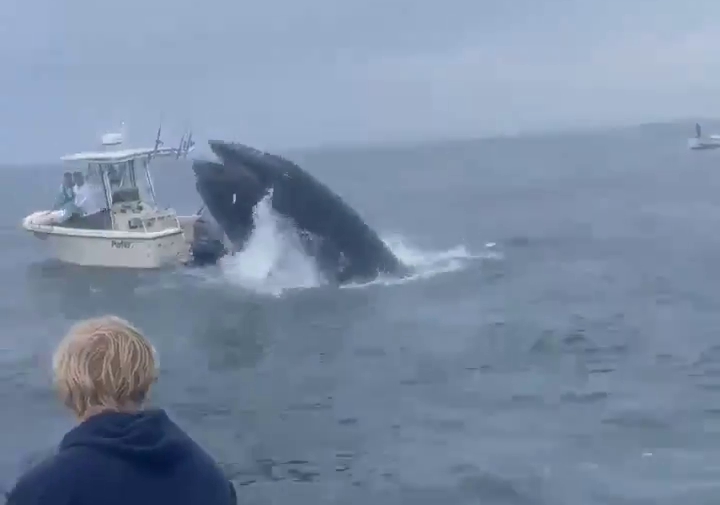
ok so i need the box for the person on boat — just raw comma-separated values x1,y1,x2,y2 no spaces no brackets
72,170,82,193
5,315,237,505
72,171,107,216
52,172,75,210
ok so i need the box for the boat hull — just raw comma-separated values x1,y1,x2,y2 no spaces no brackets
22,221,190,269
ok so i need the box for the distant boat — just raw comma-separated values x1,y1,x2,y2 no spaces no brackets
688,122,720,150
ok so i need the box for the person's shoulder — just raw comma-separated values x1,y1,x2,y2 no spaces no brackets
171,424,225,472
5,451,82,505
162,418,235,500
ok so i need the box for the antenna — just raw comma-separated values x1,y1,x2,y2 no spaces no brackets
147,120,163,164
184,130,194,158
153,122,163,151
175,131,186,160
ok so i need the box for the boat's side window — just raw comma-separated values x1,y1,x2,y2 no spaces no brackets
105,163,133,192
119,163,131,188
107,164,122,187
86,164,103,186
128,160,138,187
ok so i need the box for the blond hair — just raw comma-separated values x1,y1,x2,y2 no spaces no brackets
52,315,158,418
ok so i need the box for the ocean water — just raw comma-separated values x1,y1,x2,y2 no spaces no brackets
2,123,720,504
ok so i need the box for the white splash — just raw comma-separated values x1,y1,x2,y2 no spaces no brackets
340,235,492,290
219,191,324,296
218,193,499,296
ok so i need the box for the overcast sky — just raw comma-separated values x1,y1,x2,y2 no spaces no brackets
1,0,719,163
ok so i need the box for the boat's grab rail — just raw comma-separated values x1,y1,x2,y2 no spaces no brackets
22,221,183,240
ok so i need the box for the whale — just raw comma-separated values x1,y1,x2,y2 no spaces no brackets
189,140,408,284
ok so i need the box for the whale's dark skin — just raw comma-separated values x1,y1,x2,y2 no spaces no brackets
190,140,408,284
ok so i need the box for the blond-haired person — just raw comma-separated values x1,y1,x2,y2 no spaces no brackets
7,316,237,505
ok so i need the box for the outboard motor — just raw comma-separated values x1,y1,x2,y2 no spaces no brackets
189,213,228,266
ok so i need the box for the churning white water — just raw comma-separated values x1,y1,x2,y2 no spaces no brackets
217,192,496,296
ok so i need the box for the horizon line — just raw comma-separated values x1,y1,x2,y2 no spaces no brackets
2,116,716,168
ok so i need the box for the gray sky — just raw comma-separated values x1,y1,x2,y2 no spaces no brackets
2,0,719,163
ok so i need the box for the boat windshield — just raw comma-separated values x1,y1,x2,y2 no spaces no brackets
86,163,105,189
96,158,156,205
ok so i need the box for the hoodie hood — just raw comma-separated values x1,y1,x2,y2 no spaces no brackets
59,409,191,469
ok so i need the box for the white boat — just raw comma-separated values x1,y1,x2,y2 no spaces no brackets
21,125,203,269
688,122,720,150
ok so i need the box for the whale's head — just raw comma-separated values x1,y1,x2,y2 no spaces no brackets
191,158,265,246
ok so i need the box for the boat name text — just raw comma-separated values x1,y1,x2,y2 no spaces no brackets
111,240,134,249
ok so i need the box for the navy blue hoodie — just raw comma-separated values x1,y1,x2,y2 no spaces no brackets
6,409,236,505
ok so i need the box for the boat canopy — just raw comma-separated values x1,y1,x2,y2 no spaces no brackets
62,150,161,210
54,125,195,230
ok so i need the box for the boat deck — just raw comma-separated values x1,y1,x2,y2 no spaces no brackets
60,210,113,230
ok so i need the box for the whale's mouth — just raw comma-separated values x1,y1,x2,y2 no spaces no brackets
192,158,265,247
190,140,407,284
193,180,356,282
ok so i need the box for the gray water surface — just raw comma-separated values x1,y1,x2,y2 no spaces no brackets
2,124,720,504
